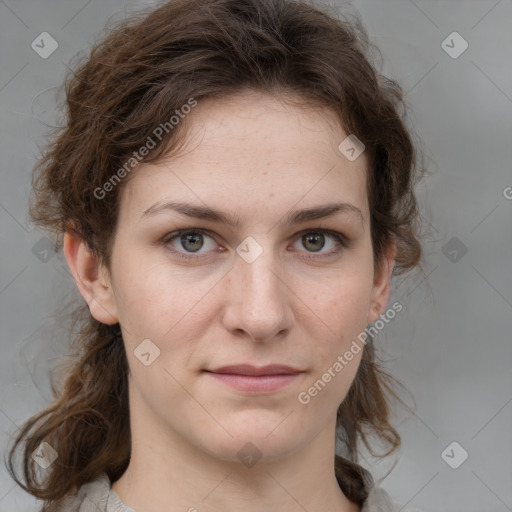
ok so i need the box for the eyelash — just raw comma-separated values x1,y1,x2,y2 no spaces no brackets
161,228,350,261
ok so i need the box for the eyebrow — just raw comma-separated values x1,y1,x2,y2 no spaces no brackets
140,200,364,226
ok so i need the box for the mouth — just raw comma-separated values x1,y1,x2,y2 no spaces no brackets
203,364,304,393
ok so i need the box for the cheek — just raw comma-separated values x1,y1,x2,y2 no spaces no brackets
294,278,371,416
294,266,374,402
304,266,374,340
111,254,212,336
329,283,372,333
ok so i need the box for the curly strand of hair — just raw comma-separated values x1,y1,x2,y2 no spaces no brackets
7,320,130,504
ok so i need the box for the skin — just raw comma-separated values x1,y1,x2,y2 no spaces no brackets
64,90,395,512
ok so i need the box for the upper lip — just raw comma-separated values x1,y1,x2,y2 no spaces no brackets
205,364,303,376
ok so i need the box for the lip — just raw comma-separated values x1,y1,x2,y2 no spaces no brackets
204,364,303,393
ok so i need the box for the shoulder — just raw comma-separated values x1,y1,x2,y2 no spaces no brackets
362,484,421,512
361,485,400,512
335,456,403,512
60,472,416,512
52,473,134,512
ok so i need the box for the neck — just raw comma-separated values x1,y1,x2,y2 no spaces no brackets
112,389,361,512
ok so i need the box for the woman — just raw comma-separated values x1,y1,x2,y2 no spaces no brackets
7,0,424,510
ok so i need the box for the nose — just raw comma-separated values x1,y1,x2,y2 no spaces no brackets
220,248,295,343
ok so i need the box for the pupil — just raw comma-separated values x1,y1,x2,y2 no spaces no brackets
304,233,325,252
179,233,326,253
182,233,203,252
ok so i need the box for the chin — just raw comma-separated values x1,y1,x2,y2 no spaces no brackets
196,414,307,465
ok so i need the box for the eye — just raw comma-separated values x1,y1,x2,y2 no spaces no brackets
290,229,349,258
162,228,349,261
163,228,219,259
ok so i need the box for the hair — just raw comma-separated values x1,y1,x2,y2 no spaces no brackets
7,0,424,509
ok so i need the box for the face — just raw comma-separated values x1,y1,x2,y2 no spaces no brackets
81,90,393,464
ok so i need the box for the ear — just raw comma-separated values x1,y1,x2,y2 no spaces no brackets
63,230,119,325
367,241,396,324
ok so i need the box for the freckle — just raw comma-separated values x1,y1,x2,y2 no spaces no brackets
269,193,274,198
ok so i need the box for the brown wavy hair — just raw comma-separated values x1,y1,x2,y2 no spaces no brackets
7,0,424,508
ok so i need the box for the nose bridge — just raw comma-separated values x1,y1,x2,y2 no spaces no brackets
223,239,294,340
239,251,281,304
234,233,281,296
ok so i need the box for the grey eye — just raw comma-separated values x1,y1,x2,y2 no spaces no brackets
302,233,326,252
167,230,217,254
180,232,204,252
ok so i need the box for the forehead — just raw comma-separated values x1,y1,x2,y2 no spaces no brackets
120,90,369,224
172,90,355,163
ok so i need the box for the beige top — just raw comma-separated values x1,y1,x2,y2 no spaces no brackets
55,472,404,511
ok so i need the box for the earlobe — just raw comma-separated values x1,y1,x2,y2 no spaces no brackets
367,242,396,324
63,231,119,325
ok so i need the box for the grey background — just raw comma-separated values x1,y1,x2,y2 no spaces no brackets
1,0,511,511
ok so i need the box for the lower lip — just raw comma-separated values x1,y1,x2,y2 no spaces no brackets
205,372,301,392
